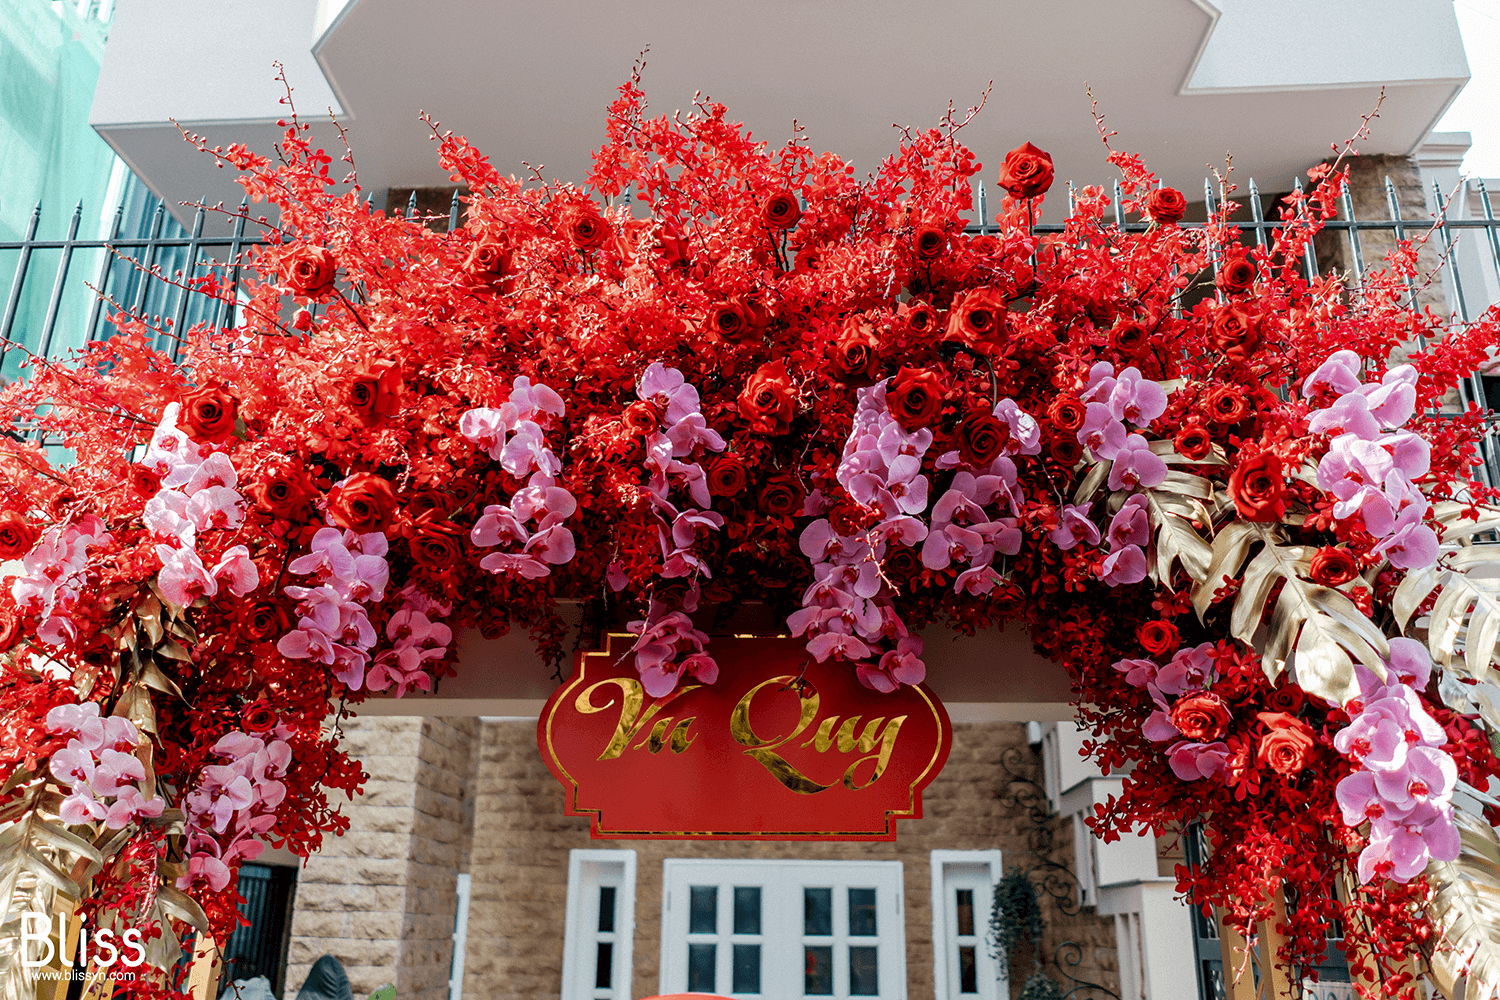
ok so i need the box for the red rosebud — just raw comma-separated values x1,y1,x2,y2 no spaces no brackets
761,190,802,230
1174,421,1213,461
828,502,866,537
1309,546,1359,587
1203,386,1249,425
1047,395,1087,433
0,511,38,560
913,222,947,260
738,361,797,436
1172,692,1232,742
1255,711,1315,776
252,463,317,519
1217,257,1256,295
1264,683,1306,716
1138,620,1180,658
242,699,278,733
240,598,294,642
129,464,162,498
829,317,881,384
0,599,21,653
886,366,946,432
327,472,397,534
1228,453,1286,523
957,411,1009,467
707,455,748,497
1109,321,1149,357
943,288,1008,354
410,515,467,578
291,308,313,331
1146,188,1188,226
1048,435,1084,468
181,384,238,442
560,202,610,250
463,239,510,290
623,400,661,437
757,474,804,517
347,359,402,428
794,245,823,273
898,299,936,337
1210,304,1261,362
998,142,1054,199
282,244,337,299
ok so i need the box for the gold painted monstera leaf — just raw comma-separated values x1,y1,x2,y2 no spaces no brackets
1426,810,1500,1000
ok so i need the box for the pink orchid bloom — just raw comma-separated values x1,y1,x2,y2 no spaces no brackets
1107,495,1150,549
330,644,370,689
1078,403,1127,460
1361,365,1418,428
211,545,260,597
679,652,720,685
1336,771,1400,826
49,743,97,787
60,790,108,825
1098,545,1149,586
187,486,246,531
511,481,578,527
1050,503,1100,550
807,631,873,663
1143,710,1180,743
814,558,881,600
1112,658,1159,688
103,785,163,830
95,748,147,794
1373,745,1457,812
955,561,1004,596
1371,504,1439,570
1387,637,1432,689
509,375,566,423
799,519,854,562
500,420,561,477
1080,361,1118,404
283,585,344,635
870,515,928,547
185,452,238,493
921,523,985,571
525,524,577,566
144,489,195,544
480,552,552,578
1308,393,1382,439
179,850,233,893
156,544,217,606
638,363,701,426
992,399,1043,455
459,406,516,459
288,528,358,581
1302,350,1363,399
472,506,529,548
36,614,78,647
1105,368,1168,427
277,624,337,664
1152,643,1217,696
190,764,255,834
875,422,935,472
45,701,102,736
1108,435,1168,490
666,412,726,457
1167,741,1231,781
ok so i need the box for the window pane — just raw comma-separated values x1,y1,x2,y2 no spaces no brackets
688,942,716,993
732,943,761,994
595,941,613,990
849,945,878,995
734,886,762,935
956,888,974,938
804,887,832,936
598,885,616,933
805,945,833,995
959,945,978,994
690,885,718,934
849,888,877,936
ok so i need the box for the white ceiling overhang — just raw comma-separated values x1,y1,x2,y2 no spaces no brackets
92,0,1468,227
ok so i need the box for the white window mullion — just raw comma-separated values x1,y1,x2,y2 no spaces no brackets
562,849,636,1000
931,850,1003,1000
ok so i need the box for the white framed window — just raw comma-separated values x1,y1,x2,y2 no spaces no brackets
930,850,1004,1000
562,849,637,1000
660,859,906,999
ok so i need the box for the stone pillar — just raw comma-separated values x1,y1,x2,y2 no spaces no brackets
284,716,477,1000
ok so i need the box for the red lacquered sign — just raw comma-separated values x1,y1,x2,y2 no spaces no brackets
538,633,952,840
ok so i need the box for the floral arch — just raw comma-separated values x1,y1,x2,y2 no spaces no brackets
3,75,1500,999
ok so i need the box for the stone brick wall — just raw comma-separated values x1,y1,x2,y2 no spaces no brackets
464,719,1118,1000
284,716,476,1000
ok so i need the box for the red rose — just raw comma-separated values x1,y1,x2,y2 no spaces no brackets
1203,386,1248,425
970,234,999,257
913,222,947,260
182,384,237,442
1264,684,1306,716
957,412,1009,467
0,600,21,652
348,359,402,428
1255,712,1315,776
1109,321,1149,356
1174,422,1213,461
761,190,802,230
1210,305,1261,362
1049,435,1084,467
411,516,466,577
757,474,804,517
129,464,162,498
252,464,317,519
240,598,293,642
943,288,1008,353
830,318,880,384
1171,692,1232,742
738,361,797,435
0,512,38,560
242,699,278,733
282,245,337,299
710,301,750,343
623,400,661,437
886,366,946,431
998,142,1054,199
1138,620,1181,658
1047,395,1087,433
828,502,866,537
560,203,610,250
327,472,397,534
899,299,936,337
707,455,748,497
1229,453,1287,523
885,545,922,583
794,245,823,273
400,489,452,535
1217,258,1256,295
463,239,510,288
1309,546,1359,587
1146,188,1188,226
